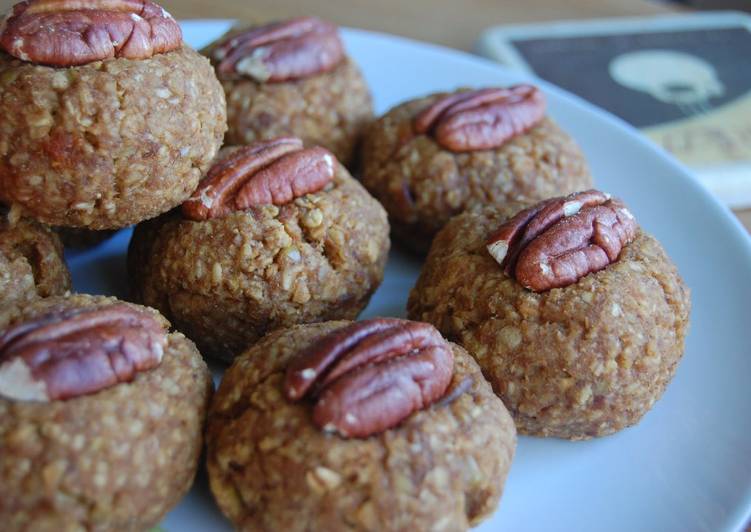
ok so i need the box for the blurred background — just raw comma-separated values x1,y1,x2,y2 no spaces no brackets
1,0,745,50
0,1,683,49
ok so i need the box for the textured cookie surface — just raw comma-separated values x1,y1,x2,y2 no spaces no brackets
0,214,70,315
0,294,213,531
221,56,372,167
207,320,516,531
128,159,390,361
0,47,226,229
408,204,691,439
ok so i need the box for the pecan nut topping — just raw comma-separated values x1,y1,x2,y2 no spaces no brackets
211,16,344,82
284,318,454,438
182,137,336,221
486,190,638,292
0,0,182,67
413,85,546,152
0,303,167,401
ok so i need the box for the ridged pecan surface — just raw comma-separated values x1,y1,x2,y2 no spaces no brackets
211,16,344,82
486,190,638,291
181,137,336,220
284,318,454,438
0,303,166,401
0,0,182,66
414,85,545,152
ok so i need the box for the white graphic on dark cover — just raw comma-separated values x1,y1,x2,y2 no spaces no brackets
609,50,725,116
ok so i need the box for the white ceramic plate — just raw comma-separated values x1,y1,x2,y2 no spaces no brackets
65,21,751,532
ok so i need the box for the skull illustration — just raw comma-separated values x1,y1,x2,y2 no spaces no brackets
609,49,725,115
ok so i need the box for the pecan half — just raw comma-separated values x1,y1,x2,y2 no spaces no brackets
0,0,182,67
413,85,546,152
284,318,454,438
211,16,344,82
486,190,638,291
0,303,166,401
182,137,336,221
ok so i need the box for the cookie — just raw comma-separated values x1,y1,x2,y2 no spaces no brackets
128,138,390,361
0,0,226,229
206,318,516,530
0,294,213,531
408,191,691,439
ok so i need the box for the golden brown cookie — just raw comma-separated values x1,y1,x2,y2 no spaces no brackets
408,192,691,439
360,86,592,253
206,319,516,531
0,293,213,531
128,139,390,361
0,1,226,229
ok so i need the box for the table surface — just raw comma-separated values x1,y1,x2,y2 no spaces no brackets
0,0,749,231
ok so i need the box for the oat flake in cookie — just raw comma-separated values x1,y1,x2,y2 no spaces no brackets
128,138,390,361
206,17,373,167
0,294,213,531
360,85,593,253
408,191,691,439
0,0,227,229
207,319,516,531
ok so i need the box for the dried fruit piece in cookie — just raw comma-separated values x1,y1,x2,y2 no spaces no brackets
181,137,336,220
413,85,546,152
0,0,182,66
486,189,638,291
0,303,166,401
211,16,344,82
284,318,454,438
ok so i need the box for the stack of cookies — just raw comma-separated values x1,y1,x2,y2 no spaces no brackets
0,2,691,531
0,2,223,529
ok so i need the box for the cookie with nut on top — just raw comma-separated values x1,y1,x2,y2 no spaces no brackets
206,318,516,531
0,293,213,531
205,16,373,167
128,137,390,362
360,85,593,253
0,0,227,229
408,190,691,439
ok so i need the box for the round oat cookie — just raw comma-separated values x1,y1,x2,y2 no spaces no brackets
206,320,517,531
0,211,71,313
0,45,226,229
0,294,213,532
206,21,373,168
128,146,390,362
359,89,592,253
407,203,691,439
